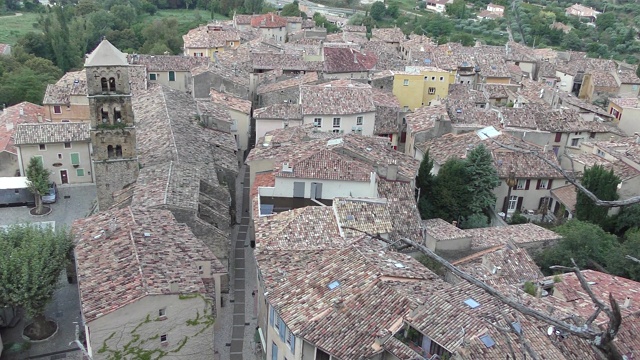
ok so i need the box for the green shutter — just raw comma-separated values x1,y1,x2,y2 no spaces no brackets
70,153,80,165
76,168,84,177
169,71,176,81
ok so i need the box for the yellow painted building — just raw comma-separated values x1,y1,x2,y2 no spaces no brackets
392,67,455,111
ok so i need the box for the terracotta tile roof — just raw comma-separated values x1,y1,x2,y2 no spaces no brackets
251,52,323,71
362,40,408,71
322,47,377,73
251,13,288,28
234,14,252,25
493,150,564,178
254,206,348,250
256,71,318,94
254,103,302,120
371,89,401,134
424,218,468,240
550,184,577,212
196,99,234,124
183,24,242,48
406,105,447,134
130,161,209,210
501,106,612,133
372,28,405,43
568,151,640,180
342,25,367,33
0,102,44,154
14,122,90,145
465,223,562,249
382,335,424,359
615,312,640,359
134,84,238,172
617,69,640,84
43,70,88,104
191,62,251,86
333,198,393,238
277,148,373,181
73,207,224,323
556,57,615,78
453,246,544,286
588,137,640,165
209,88,252,114
549,270,640,325
128,54,210,71
300,80,376,115
610,97,639,108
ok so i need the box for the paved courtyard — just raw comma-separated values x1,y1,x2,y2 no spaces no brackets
0,184,96,360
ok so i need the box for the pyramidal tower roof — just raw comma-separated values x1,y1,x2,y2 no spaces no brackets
84,39,128,67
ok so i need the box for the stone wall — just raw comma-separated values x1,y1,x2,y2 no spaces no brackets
192,72,250,100
94,159,139,211
90,128,136,160
371,76,394,92
257,87,300,108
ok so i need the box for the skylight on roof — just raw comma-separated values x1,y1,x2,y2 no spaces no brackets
327,138,343,146
394,263,405,268
346,214,355,221
476,126,501,140
479,334,495,348
328,280,340,290
464,298,481,309
511,322,522,334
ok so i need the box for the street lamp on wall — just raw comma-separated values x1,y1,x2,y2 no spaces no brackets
504,169,517,221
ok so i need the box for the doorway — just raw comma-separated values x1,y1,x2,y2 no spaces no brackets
60,170,69,184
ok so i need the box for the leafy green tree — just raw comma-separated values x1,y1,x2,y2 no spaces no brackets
75,0,101,16
460,213,489,229
16,33,54,61
0,224,72,339
111,4,138,30
430,158,472,222
445,0,467,19
42,6,82,72
313,13,339,33
449,32,474,46
140,18,183,54
607,229,640,281
280,1,300,16
465,144,499,214
26,156,51,215
595,12,615,30
370,1,385,21
637,63,640,79
0,68,55,106
416,150,434,200
614,203,640,234
535,220,620,274
575,165,620,228
243,0,263,14
386,2,399,18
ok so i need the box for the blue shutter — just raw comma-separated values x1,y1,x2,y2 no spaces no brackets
269,305,274,326
271,342,278,360
279,319,286,341
289,331,295,352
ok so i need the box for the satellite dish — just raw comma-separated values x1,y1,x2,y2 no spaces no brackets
547,326,555,336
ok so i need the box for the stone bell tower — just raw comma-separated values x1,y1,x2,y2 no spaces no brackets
85,39,138,210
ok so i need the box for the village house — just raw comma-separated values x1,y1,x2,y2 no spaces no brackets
477,3,505,19
190,63,252,99
322,46,377,80
0,102,45,177
404,104,450,159
14,122,93,185
233,13,301,43
182,23,243,57
565,3,600,21
43,70,90,122
371,89,402,149
425,0,450,13
73,207,224,359
613,68,640,98
0,43,11,55
399,34,436,64
609,97,640,135
255,71,318,108
392,66,454,110
253,103,303,143
566,136,640,214
209,89,252,151
128,54,210,93
299,80,377,135
371,27,406,48
418,129,566,217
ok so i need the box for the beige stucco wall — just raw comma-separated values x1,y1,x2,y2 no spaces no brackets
147,70,192,93
264,305,300,360
617,107,640,136
426,234,472,252
618,83,640,97
87,294,214,359
302,112,375,136
18,142,94,184
261,27,287,42
229,109,251,151
272,175,376,199
45,102,90,122
493,178,564,214
556,71,575,93
0,151,19,177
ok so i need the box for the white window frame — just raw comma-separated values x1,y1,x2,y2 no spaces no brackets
508,195,518,211
332,117,341,128
313,118,322,127
160,334,168,344
403,79,409,86
516,179,526,190
356,116,363,125
53,105,62,114
570,138,580,147
539,179,549,190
